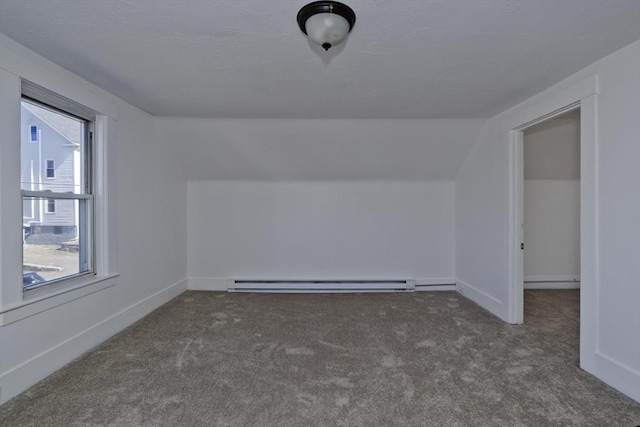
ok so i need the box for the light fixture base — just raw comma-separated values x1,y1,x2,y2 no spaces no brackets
297,1,356,51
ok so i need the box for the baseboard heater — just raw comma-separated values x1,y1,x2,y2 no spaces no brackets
228,279,416,293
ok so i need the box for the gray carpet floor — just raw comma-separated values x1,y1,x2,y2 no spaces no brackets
1,290,639,426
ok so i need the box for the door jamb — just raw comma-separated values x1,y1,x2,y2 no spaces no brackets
507,90,598,373
508,102,580,324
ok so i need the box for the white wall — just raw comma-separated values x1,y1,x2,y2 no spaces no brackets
523,180,580,285
523,117,580,286
165,118,480,291
455,41,640,401
523,114,581,180
0,36,187,404
188,180,455,289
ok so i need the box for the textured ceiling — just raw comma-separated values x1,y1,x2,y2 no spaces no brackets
0,0,639,119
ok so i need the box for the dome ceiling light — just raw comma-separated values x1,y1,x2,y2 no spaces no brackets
297,1,356,51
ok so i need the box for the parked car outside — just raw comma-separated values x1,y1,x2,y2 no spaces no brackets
23,272,46,290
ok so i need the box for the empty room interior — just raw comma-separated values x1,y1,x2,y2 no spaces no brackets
0,1,639,425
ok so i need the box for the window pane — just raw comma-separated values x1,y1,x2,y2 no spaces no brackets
46,198,56,213
30,125,38,142
22,197,90,290
46,160,55,178
21,100,86,194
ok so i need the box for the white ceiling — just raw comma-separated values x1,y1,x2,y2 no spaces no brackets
1,0,638,119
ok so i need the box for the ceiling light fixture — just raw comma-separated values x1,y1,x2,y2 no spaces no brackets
297,1,356,51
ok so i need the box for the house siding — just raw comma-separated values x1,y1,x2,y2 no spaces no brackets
20,105,78,240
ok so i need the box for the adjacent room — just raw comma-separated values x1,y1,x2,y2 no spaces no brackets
522,109,581,327
1,1,639,425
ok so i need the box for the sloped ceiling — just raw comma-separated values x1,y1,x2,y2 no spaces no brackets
1,0,638,119
158,118,485,180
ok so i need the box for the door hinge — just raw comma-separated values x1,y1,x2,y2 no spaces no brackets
521,243,524,250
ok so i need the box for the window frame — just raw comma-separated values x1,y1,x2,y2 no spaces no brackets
0,54,119,325
45,197,56,213
20,93,96,297
45,159,55,178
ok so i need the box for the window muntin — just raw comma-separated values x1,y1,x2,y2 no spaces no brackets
20,97,94,293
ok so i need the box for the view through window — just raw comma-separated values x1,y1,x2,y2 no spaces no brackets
21,98,94,292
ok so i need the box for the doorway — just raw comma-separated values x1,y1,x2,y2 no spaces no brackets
507,78,598,374
522,109,581,321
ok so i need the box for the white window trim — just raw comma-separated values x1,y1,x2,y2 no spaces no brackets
45,158,55,178
0,274,119,325
0,65,118,324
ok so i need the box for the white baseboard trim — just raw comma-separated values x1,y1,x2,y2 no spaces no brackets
0,278,188,405
455,279,506,321
188,277,228,291
524,275,580,289
524,282,580,289
525,275,579,282
415,285,456,291
188,277,456,292
589,352,640,402
414,277,456,291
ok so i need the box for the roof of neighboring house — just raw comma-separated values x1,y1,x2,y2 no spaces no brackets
23,102,81,146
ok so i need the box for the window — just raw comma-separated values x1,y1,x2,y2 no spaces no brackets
46,198,56,213
30,125,38,143
46,159,55,178
20,88,95,294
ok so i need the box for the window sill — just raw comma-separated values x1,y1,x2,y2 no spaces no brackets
0,273,119,326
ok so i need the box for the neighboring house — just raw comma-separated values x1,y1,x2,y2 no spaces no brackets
21,102,80,243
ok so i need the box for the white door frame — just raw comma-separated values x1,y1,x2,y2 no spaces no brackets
506,75,598,372
509,102,580,321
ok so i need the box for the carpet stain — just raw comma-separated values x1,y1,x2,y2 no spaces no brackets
336,395,350,407
296,392,318,406
381,355,405,368
311,377,354,389
454,335,474,348
319,341,348,351
460,371,477,383
416,339,437,348
394,324,409,342
507,365,533,375
397,373,416,401
175,338,193,370
286,347,315,356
